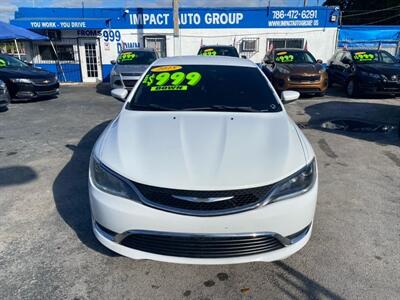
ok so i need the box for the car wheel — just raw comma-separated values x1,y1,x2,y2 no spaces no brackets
315,91,326,97
346,79,359,98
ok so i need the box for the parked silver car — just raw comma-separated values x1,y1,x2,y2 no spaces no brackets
110,48,158,90
0,80,10,111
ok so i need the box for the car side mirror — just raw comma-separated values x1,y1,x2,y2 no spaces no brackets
316,59,323,64
111,60,116,65
281,90,300,104
111,88,128,101
241,55,247,59
264,58,274,64
341,57,352,65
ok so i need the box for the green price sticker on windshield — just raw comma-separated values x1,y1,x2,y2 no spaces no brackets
202,48,217,56
0,59,6,68
143,71,202,92
353,52,375,62
275,54,294,63
118,52,136,62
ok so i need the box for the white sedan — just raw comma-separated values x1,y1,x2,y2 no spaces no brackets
89,56,318,265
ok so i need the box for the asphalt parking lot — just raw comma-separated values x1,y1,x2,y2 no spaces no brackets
0,85,399,299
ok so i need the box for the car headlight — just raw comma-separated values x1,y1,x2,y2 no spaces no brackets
90,155,138,200
111,69,118,77
268,159,316,203
10,78,32,84
360,71,381,79
277,66,290,74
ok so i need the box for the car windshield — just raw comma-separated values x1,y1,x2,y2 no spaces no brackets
351,50,397,64
117,50,157,65
274,51,316,64
127,65,281,112
0,55,29,68
198,47,239,57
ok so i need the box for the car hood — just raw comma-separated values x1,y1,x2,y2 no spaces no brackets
357,63,400,77
276,63,323,74
97,111,307,190
0,66,54,79
113,64,149,74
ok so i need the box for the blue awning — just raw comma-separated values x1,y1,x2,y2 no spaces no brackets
339,26,400,42
0,21,48,41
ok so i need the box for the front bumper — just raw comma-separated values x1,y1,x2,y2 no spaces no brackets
12,82,60,99
274,73,328,94
89,176,318,264
0,88,10,107
358,77,400,94
111,75,141,90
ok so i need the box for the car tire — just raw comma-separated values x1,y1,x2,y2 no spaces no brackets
345,78,359,98
315,91,326,97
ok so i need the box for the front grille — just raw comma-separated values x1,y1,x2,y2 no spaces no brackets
120,232,284,258
122,80,137,88
31,77,57,85
121,72,141,76
290,75,320,82
133,182,274,216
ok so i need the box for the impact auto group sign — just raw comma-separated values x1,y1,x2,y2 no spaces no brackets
128,8,338,28
11,7,339,30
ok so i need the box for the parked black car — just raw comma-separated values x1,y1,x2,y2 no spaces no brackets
327,49,400,97
0,54,59,100
198,45,240,57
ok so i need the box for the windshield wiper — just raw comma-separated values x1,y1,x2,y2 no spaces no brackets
130,103,175,111
183,105,264,112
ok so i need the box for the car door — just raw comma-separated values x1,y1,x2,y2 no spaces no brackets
336,51,353,86
327,51,344,84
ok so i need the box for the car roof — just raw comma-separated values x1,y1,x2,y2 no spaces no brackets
274,48,307,52
346,49,384,52
199,45,235,48
152,55,256,67
121,48,155,52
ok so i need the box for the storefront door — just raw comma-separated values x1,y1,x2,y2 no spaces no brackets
78,39,102,83
144,36,167,57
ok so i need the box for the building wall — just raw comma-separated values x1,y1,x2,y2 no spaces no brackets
11,6,340,82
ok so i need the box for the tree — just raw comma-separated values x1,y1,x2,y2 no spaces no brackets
323,0,400,25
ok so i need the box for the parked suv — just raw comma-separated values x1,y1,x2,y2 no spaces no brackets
262,49,328,96
327,49,400,97
110,48,158,90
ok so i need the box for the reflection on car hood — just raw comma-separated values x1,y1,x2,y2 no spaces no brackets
113,64,149,74
357,63,400,77
276,63,323,74
98,111,307,190
0,66,55,79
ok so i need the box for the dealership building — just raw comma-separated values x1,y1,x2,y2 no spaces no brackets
8,6,340,82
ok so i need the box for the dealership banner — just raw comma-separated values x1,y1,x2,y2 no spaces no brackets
12,7,339,30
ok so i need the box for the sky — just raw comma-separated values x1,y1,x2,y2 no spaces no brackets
1,0,323,22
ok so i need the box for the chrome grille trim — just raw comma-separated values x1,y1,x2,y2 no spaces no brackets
132,181,275,216
94,222,312,258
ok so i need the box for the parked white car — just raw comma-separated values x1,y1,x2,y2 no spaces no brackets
89,56,318,264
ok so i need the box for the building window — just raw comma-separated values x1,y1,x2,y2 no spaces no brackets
0,41,26,59
38,44,75,61
268,39,304,50
240,38,259,53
